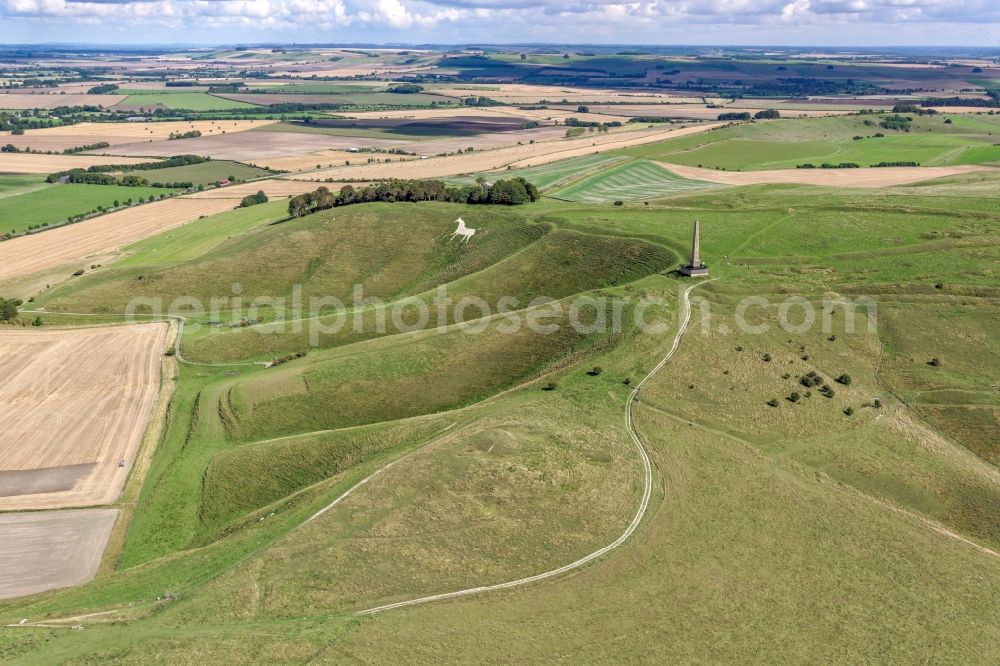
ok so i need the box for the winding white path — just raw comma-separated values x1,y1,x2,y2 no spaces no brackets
358,280,709,615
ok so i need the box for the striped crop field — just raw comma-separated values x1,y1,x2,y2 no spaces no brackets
549,158,714,202
449,154,628,190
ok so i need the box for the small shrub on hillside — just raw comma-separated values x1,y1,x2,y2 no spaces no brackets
835,374,852,386
735,345,743,352
31,316,43,327
828,335,837,341
819,384,835,398
767,398,779,408
543,381,558,391
787,392,801,403
928,358,941,367
587,366,603,376
613,200,624,206
844,407,855,416
623,378,631,386
762,353,772,362
873,398,883,408
72,269,84,276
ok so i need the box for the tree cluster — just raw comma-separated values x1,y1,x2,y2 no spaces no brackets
0,297,21,322
288,178,540,217
239,190,269,208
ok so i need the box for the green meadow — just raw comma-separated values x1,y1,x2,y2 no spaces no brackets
618,113,1000,170
122,159,274,186
118,91,259,111
0,182,177,236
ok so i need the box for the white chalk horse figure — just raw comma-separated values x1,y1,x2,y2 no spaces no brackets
449,217,476,243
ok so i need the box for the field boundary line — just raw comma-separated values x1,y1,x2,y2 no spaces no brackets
356,278,712,615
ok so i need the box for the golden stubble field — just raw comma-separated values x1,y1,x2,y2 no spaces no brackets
0,323,168,511
0,152,159,174
0,119,276,152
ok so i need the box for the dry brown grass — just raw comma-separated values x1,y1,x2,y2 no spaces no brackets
0,323,167,511
657,162,994,187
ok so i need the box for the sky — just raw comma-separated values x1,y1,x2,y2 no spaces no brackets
1,0,998,47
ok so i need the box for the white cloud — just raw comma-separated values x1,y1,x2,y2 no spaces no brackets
0,0,996,40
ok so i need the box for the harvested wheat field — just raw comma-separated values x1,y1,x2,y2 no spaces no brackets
0,153,159,174
0,119,275,153
657,162,995,188
0,93,126,109
0,197,244,284
0,509,118,600
262,150,390,171
286,123,721,182
0,324,167,511
99,128,401,162
183,178,319,199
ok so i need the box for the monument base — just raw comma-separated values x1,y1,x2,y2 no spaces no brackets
680,263,709,277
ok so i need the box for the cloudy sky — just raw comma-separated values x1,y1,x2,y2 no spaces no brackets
1,0,997,46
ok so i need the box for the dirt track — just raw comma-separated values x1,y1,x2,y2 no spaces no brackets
658,162,993,188
0,324,167,510
0,509,118,600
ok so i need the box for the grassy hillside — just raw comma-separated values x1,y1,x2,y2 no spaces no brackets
2,161,998,663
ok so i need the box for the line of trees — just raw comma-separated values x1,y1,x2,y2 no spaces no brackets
83,154,210,174
288,177,540,217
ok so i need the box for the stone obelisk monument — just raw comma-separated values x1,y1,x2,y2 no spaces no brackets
680,219,709,276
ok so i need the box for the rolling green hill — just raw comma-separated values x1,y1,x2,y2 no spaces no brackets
3,153,999,664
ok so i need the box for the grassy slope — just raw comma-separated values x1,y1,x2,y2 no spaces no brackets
1,170,998,663
617,113,1000,170
0,182,177,235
